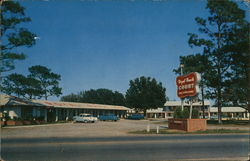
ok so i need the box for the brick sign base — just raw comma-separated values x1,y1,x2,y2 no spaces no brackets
168,118,207,132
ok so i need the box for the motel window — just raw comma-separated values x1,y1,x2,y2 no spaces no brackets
21,107,33,119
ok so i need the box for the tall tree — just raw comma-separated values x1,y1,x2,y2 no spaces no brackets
1,73,43,99
0,1,36,73
82,89,125,106
125,76,166,115
1,73,27,97
23,76,42,99
61,93,80,102
187,0,247,123
28,65,62,100
61,88,126,106
223,21,250,111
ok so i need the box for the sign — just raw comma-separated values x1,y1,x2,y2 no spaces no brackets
176,72,201,98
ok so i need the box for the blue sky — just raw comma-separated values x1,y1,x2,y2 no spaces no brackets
11,0,249,101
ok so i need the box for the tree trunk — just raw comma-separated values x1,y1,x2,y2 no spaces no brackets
217,67,223,124
143,109,147,118
217,22,222,124
217,74,222,124
201,85,205,119
247,53,250,113
217,91,222,124
45,87,47,100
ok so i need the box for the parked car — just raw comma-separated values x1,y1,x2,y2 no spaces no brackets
127,114,144,120
73,113,98,123
98,114,119,121
209,115,218,120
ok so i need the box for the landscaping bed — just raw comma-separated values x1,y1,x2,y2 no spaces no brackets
2,120,70,127
129,128,249,134
207,120,249,125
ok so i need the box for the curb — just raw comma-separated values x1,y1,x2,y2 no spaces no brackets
2,122,73,128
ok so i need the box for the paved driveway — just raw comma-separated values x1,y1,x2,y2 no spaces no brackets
1,119,249,139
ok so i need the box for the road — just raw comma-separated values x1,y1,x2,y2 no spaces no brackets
1,134,249,161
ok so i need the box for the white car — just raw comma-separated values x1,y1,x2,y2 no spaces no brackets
73,113,98,123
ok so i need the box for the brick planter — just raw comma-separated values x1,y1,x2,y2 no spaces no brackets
1,120,5,126
37,120,45,124
6,120,23,126
34,120,41,124
168,118,207,132
22,121,31,125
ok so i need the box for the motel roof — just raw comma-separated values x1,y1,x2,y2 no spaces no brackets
0,95,130,111
164,100,210,107
147,108,165,113
209,107,247,113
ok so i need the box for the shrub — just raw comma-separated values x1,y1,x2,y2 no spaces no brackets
36,116,44,121
173,107,200,119
174,107,183,118
192,109,199,119
182,108,190,118
3,112,11,121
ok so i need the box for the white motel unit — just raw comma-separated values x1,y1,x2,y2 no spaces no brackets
0,95,130,122
146,101,249,120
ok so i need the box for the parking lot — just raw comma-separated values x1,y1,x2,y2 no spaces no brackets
1,119,166,139
2,119,249,140
2,119,249,161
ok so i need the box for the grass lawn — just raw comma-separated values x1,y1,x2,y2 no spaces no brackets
151,121,168,124
150,119,249,125
129,128,249,134
207,120,249,125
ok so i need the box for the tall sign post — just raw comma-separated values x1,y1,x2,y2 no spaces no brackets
176,72,201,118
180,64,184,111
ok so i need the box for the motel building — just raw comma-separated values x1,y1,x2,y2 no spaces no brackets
0,95,130,122
209,106,249,120
146,101,210,119
146,101,249,120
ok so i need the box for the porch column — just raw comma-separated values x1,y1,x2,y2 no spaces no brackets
243,113,246,118
55,109,58,122
247,113,249,118
231,113,234,119
164,112,167,119
66,109,69,121
208,111,211,119
154,113,156,118
44,109,47,122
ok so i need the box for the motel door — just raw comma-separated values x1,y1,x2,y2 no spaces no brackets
47,108,56,122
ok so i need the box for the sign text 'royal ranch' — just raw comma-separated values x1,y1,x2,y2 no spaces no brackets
176,72,201,98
